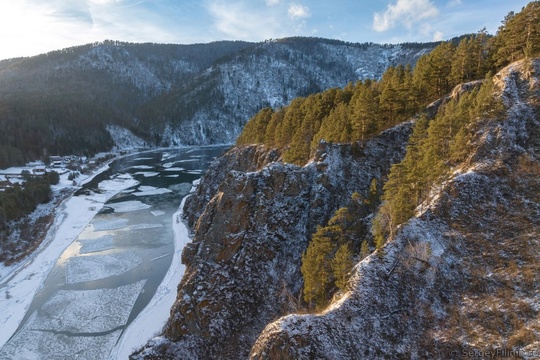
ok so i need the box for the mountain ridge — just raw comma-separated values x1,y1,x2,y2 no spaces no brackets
0,37,436,168
250,58,540,359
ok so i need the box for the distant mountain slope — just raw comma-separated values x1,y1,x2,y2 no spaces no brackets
0,38,436,167
148,38,435,146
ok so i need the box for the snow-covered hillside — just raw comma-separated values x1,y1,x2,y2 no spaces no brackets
250,59,540,359
0,38,435,155
154,39,434,146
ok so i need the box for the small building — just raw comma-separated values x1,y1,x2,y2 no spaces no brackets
33,166,46,174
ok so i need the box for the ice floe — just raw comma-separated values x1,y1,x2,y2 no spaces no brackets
92,218,130,231
163,167,185,171
133,186,172,197
98,176,139,192
2,329,122,360
127,224,163,231
1,281,145,359
151,210,166,217
106,200,151,213
111,197,191,359
134,171,160,177
79,235,114,254
66,252,143,284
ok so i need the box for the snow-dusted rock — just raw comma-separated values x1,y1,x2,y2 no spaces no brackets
250,59,540,359
133,122,414,359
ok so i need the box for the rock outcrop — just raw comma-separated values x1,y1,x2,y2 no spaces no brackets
250,59,540,359
132,121,414,359
133,57,540,360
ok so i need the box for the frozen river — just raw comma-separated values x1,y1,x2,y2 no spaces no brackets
0,146,228,359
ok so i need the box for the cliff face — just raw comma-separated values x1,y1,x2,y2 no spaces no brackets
182,145,280,230
133,57,540,360
250,59,540,359
132,122,414,359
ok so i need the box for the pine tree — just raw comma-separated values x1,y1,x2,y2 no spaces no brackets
301,226,336,310
351,81,380,141
493,2,540,67
360,240,370,260
365,178,380,210
332,244,353,291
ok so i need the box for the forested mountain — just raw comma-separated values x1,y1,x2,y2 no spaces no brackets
134,2,540,358
237,30,497,165
0,38,436,168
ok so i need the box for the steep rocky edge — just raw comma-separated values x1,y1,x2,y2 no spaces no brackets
182,145,281,231
132,120,416,359
250,59,540,359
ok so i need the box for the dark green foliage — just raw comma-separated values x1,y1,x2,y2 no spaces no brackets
301,192,371,310
237,31,504,164
47,171,60,185
0,175,52,229
238,65,422,164
450,29,494,86
374,75,506,245
0,93,114,168
0,40,257,168
493,1,540,67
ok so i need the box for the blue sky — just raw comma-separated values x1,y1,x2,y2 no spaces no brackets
0,0,532,60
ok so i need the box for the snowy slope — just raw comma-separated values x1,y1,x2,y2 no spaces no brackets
0,38,435,153
133,59,540,359
155,39,434,146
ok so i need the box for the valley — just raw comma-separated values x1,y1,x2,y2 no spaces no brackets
1,1,539,359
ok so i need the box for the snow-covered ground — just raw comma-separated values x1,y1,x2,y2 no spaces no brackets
0,164,140,350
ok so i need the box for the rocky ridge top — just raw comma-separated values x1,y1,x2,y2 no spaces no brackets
250,59,540,359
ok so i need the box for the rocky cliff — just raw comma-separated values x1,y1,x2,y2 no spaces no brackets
132,120,415,359
134,59,540,359
250,59,540,359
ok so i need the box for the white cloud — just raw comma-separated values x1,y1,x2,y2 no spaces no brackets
89,0,122,4
373,0,439,32
0,0,179,60
207,1,284,40
433,30,444,41
288,3,310,19
206,1,312,41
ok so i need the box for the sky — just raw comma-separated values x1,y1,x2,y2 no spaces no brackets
0,0,532,60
